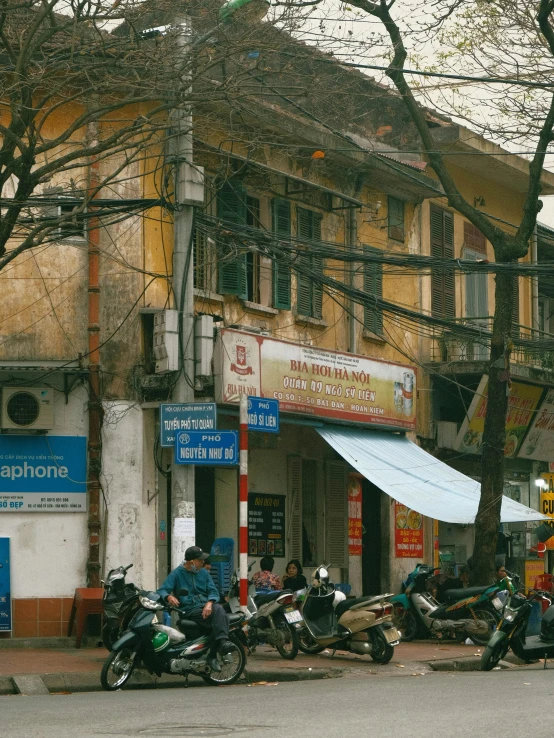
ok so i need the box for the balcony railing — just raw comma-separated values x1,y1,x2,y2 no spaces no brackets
430,317,554,371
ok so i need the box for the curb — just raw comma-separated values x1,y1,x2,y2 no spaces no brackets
428,657,514,672
0,666,343,695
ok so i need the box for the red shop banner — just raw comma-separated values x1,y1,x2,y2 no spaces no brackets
394,501,424,558
348,476,363,556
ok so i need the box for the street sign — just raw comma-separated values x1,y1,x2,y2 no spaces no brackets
175,431,238,466
247,397,280,433
160,403,217,447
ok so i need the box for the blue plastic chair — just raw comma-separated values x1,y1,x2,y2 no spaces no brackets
209,538,234,596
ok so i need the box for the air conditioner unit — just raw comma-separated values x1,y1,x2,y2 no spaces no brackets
153,310,179,373
1,387,54,430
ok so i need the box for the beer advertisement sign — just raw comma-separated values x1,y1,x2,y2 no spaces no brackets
215,329,416,429
540,473,554,550
518,388,554,461
456,376,543,457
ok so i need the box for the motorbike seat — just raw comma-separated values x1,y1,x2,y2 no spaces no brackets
335,596,377,619
442,586,489,602
254,590,291,606
229,613,245,625
178,618,211,632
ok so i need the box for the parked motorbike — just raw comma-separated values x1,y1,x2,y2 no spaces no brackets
226,565,301,659
481,588,554,671
390,564,497,646
101,563,141,651
297,565,400,664
101,590,247,690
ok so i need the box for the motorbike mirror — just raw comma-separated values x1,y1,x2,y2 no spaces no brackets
319,567,329,580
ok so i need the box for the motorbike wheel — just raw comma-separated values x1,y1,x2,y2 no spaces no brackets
394,608,418,642
480,640,509,671
202,635,246,686
274,617,299,660
469,607,500,647
368,629,394,665
100,648,136,691
298,629,326,655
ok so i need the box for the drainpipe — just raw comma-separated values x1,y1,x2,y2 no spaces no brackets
87,120,103,588
532,224,539,336
347,207,357,354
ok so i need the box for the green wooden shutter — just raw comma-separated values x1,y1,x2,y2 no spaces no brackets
363,247,383,334
296,208,323,317
430,206,455,319
311,255,323,319
296,255,312,316
443,211,455,319
288,456,303,562
272,199,291,310
325,461,347,569
217,181,247,297
388,196,405,241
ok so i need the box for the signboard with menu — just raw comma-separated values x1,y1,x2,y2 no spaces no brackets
518,388,554,461
348,476,363,556
248,493,285,558
215,329,416,429
394,501,424,558
456,376,543,457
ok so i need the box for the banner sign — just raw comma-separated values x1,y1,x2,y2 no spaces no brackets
160,403,217,447
348,476,363,556
0,538,10,631
0,436,87,512
525,559,545,589
215,329,416,429
518,388,554,461
456,376,543,457
248,493,285,557
394,501,424,558
540,473,554,550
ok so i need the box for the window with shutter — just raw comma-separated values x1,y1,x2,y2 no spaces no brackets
217,181,247,298
363,246,383,334
465,248,489,359
272,199,292,310
388,196,405,242
296,207,324,318
288,456,303,563
430,205,456,319
325,461,347,569
464,221,486,253
512,276,520,338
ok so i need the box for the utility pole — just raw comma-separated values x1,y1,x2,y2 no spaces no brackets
170,28,204,568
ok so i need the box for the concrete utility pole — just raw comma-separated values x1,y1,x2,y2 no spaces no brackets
170,28,203,568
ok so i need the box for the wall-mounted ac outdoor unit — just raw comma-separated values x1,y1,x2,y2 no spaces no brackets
153,309,179,373
1,387,54,430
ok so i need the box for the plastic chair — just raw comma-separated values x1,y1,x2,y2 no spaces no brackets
534,573,554,593
209,538,234,596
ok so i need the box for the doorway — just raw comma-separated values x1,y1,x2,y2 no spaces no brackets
362,480,381,595
195,467,216,552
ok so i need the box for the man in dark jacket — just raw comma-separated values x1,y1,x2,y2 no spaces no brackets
158,546,230,672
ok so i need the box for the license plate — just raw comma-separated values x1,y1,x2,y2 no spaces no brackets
383,627,400,643
284,609,304,624
492,597,503,611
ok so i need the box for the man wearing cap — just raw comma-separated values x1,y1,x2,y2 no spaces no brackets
158,546,230,672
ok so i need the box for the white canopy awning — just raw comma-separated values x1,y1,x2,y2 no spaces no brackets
317,427,548,524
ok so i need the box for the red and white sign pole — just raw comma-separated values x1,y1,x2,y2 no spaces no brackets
239,394,249,610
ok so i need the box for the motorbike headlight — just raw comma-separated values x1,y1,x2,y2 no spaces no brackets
503,609,516,623
139,596,164,610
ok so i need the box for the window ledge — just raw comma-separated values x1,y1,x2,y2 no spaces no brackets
295,314,327,328
242,301,279,317
362,329,386,344
194,288,225,304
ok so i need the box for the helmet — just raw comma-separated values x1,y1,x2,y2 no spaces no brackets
152,631,170,653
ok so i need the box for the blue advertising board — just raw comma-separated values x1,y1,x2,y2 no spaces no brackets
160,403,217,447
0,538,11,631
175,431,238,466
247,397,280,433
0,436,87,512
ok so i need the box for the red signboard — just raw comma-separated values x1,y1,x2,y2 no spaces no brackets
348,476,363,556
394,501,424,558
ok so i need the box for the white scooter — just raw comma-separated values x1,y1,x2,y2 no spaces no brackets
226,563,302,660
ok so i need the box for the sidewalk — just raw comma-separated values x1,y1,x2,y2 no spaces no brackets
0,639,485,695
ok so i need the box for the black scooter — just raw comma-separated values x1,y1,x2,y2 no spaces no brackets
100,590,247,690
481,589,554,670
101,564,140,651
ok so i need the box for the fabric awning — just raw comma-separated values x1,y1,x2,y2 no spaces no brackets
317,426,547,524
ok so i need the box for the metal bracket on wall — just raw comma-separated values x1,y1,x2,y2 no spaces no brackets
63,372,84,404
147,487,161,506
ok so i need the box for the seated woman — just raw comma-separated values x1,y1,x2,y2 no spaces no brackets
252,555,282,591
282,559,307,591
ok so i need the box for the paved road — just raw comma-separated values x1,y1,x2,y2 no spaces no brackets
1,669,553,738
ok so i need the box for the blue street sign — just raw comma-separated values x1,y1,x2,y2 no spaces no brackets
175,431,238,466
160,403,217,447
247,397,280,433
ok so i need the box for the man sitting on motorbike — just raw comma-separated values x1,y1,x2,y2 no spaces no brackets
158,546,231,672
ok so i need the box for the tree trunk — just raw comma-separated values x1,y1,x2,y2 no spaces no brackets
470,270,514,585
